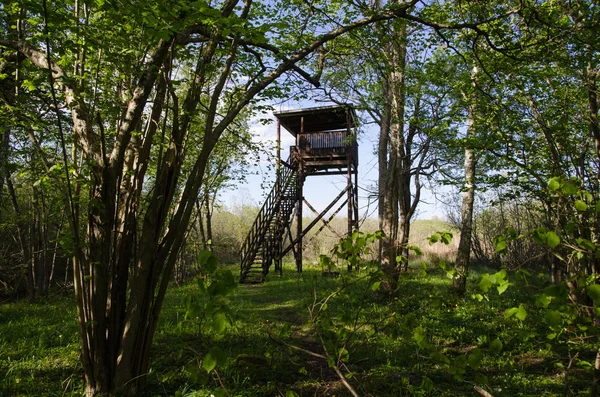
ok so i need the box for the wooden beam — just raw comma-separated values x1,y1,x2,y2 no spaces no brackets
303,198,348,250
305,170,351,176
304,199,343,239
281,185,349,256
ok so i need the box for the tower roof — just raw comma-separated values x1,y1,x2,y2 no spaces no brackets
274,104,356,136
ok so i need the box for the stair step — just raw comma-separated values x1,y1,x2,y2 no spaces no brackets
240,165,300,284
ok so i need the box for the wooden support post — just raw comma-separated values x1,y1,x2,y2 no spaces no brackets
276,119,281,198
296,116,304,273
274,119,282,275
346,114,353,271
277,119,281,176
354,167,359,230
286,225,297,260
347,167,352,237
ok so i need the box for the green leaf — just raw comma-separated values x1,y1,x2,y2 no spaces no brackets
212,312,231,333
574,200,587,211
413,326,428,348
327,355,336,368
595,200,600,213
504,307,519,319
472,293,484,302
587,285,600,304
213,388,228,397
475,373,489,385
409,245,423,256
468,348,483,370
532,228,548,244
548,177,561,191
497,281,509,295
489,338,502,354
561,182,578,195
440,232,452,245
198,250,212,266
198,250,219,273
202,352,217,372
428,233,439,244
431,351,450,366
494,269,507,283
494,239,507,254
575,359,594,370
544,310,562,328
371,281,381,291
478,274,493,293
286,391,300,397
576,238,595,251
421,376,433,392
515,304,527,321
22,79,37,91
536,294,551,308
337,347,349,362
546,232,560,248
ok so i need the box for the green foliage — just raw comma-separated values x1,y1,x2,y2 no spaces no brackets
183,251,237,334
330,230,384,271
427,231,453,246
179,251,239,393
1,262,596,396
2,0,600,393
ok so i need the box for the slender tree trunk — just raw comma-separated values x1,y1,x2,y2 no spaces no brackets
7,176,31,297
452,115,477,296
204,184,213,251
196,199,207,250
593,347,600,397
397,97,426,271
0,128,9,208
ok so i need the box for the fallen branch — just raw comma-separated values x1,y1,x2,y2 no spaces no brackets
268,332,359,397
474,385,494,397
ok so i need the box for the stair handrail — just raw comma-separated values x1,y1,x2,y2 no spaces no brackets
240,159,297,275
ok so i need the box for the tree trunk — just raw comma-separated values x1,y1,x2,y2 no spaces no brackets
0,128,9,209
204,184,213,251
397,97,427,272
7,176,31,297
380,20,407,285
452,115,477,296
378,72,391,263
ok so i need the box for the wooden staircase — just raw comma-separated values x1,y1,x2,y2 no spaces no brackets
240,162,299,283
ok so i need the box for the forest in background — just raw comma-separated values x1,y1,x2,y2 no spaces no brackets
0,0,599,395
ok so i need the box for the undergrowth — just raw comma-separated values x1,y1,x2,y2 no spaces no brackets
0,262,594,396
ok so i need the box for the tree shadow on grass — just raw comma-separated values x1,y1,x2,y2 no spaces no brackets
0,361,83,397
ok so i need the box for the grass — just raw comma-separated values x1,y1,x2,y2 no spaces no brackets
0,293,82,395
0,261,595,396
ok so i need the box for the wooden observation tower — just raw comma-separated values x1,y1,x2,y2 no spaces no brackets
240,104,359,283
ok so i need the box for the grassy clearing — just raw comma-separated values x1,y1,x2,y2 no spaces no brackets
0,262,594,396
